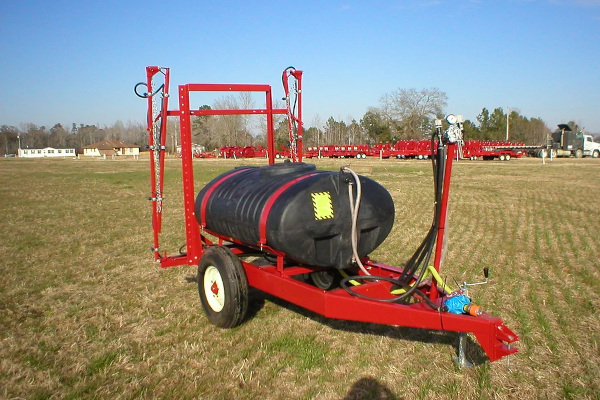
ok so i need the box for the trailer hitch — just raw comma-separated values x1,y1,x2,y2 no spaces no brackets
442,268,518,365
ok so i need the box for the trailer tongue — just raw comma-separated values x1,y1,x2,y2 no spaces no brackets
136,66,518,365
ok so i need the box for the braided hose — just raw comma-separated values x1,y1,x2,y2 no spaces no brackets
342,166,370,276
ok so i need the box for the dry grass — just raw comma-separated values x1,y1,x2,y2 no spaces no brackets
1,156,599,400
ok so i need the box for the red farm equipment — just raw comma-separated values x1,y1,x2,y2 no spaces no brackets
461,140,526,161
218,145,267,159
136,66,518,366
368,143,393,158
391,140,436,159
304,144,369,159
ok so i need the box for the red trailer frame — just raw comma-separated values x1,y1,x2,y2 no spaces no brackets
139,66,518,364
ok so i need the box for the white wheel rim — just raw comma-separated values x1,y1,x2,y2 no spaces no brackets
204,266,225,312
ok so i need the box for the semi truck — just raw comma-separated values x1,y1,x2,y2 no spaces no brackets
545,124,600,158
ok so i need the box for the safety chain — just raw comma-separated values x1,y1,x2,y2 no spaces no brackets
283,68,300,162
148,70,168,214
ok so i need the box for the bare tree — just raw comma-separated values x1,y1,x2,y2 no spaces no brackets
238,91,254,138
379,88,447,139
311,114,323,147
50,123,68,147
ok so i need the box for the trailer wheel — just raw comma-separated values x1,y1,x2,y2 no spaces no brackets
499,154,505,161
309,270,340,290
198,246,249,328
505,154,511,161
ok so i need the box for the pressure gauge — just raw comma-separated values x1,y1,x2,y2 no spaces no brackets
446,114,458,124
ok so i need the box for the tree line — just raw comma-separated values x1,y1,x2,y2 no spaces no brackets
1,87,587,156
189,88,566,151
0,122,147,156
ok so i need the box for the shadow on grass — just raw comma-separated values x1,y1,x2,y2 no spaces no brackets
342,376,402,400
184,274,488,366
250,289,489,366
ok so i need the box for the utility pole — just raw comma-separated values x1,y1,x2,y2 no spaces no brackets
506,107,510,141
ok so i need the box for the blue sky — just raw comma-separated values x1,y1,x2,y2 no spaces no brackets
1,0,599,133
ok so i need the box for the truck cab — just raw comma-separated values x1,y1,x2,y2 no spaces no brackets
583,134,600,158
551,124,600,158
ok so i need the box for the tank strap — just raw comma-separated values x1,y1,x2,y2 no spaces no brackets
200,168,251,228
258,172,319,247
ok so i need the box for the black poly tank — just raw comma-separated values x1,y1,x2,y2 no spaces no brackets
195,162,394,269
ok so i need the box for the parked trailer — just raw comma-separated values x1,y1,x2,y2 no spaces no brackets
193,151,216,159
462,141,526,161
218,145,268,159
391,140,436,159
368,143,393,158
137,66,518,365
274,146,291,159
304,144,369,159
221,140,531,162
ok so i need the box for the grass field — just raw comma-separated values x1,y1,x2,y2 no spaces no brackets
1,155,599,400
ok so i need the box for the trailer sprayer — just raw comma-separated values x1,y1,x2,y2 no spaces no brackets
135,66,518,366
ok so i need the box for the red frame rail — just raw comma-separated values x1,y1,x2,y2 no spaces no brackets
141,66,518,363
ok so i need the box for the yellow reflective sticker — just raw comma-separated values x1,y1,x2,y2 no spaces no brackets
311,192,334,220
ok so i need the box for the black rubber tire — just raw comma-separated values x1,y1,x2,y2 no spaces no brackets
575,149,583,158
309,269,341,290
593,150,599,158
198,246,249,328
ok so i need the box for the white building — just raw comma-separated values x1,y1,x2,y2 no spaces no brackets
82,140,140,158
18,147,76,158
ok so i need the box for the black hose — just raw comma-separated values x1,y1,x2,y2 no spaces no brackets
340,127,448,310
134,82,164,99
340,275,441,310
134,82,148,98
398,128,444,284
178,243,187,255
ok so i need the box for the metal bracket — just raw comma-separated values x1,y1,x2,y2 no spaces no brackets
453,332,473,368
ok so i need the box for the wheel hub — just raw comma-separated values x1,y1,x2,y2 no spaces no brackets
204,265,225,312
